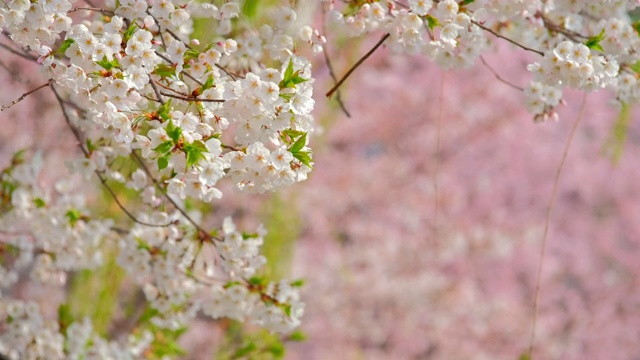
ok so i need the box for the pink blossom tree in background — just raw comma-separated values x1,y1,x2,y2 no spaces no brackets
2,0,640,359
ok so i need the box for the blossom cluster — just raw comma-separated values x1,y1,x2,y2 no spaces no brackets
325,0,640,120
0,0,320,358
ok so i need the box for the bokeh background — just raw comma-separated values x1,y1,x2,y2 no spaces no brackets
2,3,640,359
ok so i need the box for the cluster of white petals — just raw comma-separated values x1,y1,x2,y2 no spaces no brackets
1,0,320,358
326,0,640,121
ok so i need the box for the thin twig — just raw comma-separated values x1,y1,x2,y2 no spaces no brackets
155,52,204,86
160,91,224,103
0,42,37,61
149,78,165,104
433,71,445,238
326,33,390,98
129,151,219,243
68,6,114,15
472,20,545,56
1,81,51,112
537,12,587,42
322,44,351,117
528,93,588,359
51,85,172,228
321,6,350,117
163,27,244,81
479,55,524,91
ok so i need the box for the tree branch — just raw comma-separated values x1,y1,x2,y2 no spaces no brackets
326,33,390,98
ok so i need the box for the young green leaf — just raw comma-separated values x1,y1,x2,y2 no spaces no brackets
289,132,307,153
585,28,606,51
157,156,169,170
153,141,174,154
293,151,313,168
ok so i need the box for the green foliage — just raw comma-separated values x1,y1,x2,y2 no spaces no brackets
279,59,307,90
288,331,306,342
183,140,208,168
153,63,177,78
214,320,292,360
242,0,260,19
153,141,174,155
56,38,75,55
585,28,606,51
519,352,531,360
122,22,138,42
603,103,632,164
96,55,121,70
260,194,301,278
65,208,83,226
157,155,170,170
426,15,439,30
57,303,74,336
67,246,125,336
33,197,46,208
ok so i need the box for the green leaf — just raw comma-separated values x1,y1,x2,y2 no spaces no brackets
267,341,285,357
201,75,215,92
292,151,313,168
585,28,606,51
157,99,172,121
426,15,439,30
461,0,476,5
224,281,242,289
248,276,265,286
184,48,201,63
632,21,640,35
138,306,160,324
284,59,294,82
86,139,96,153
289,132,307,153
153,141,174,154
184,142,207,168
603,103,631,164
233,342,257,358
290,279,305,287
166,120,182,142
289,331,307,342
58,303,74,336
33,198,46,208
519,352,531,360
123,22,138,42
57,38,75,55
65,209,82,226
95,55,120,70
242,0,259,19
283,129,305,139
157,156,169,170
153,63,176,78
630,61,640,74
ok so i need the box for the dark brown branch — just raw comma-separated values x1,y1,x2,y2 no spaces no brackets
1,80,51,112
326,33,390,98
149,80,165,104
